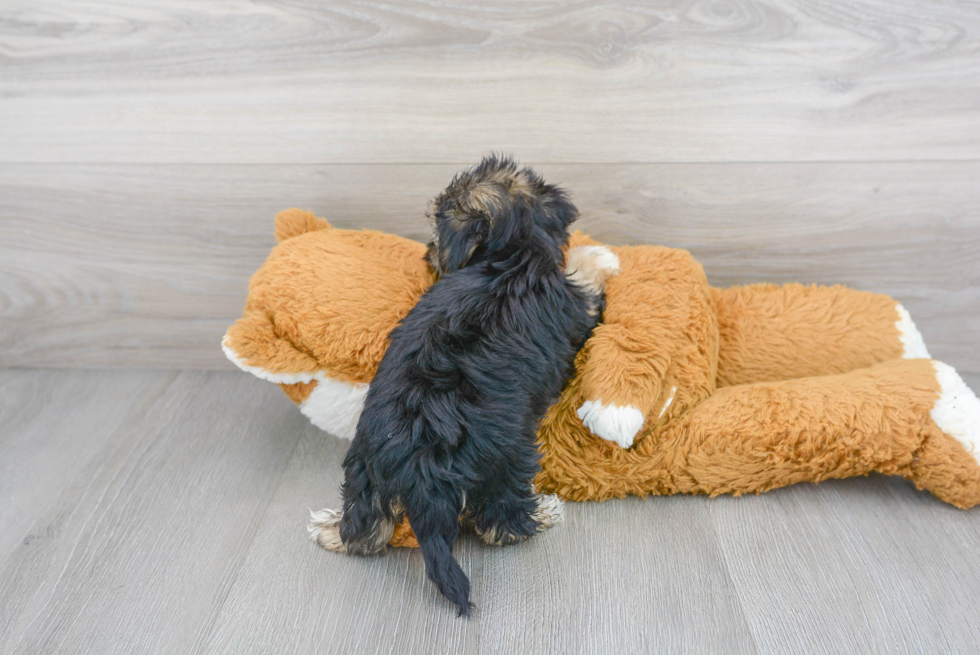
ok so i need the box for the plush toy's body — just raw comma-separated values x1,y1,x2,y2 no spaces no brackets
225,209,980,548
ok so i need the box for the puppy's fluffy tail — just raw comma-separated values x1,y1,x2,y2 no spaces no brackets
416,530,473,617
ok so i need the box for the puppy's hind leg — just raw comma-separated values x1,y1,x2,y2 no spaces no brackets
473,488,565,547
308,460,397,556
530,492,565,532
308,507,347,553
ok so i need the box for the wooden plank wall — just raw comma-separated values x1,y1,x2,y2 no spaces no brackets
1,0,978,371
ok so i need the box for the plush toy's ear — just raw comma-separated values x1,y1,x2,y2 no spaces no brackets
275,208,332,243
222,310,321,383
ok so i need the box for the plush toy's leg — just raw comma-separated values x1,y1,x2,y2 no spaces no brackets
713,283,929,387
573,245,718,448
470,491,565,546
663,358,980,509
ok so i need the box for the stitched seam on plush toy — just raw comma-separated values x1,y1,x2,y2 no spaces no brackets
267,311,324,367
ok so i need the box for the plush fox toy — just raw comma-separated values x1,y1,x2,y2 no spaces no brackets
224,209,980,547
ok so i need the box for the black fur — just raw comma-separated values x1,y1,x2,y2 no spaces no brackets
338,155,601,616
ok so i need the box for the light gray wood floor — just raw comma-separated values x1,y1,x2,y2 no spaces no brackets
2,368,980,654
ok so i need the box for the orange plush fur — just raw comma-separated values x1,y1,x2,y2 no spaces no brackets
225,209,980,547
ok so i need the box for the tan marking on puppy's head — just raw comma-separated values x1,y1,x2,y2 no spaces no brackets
426,154,578,276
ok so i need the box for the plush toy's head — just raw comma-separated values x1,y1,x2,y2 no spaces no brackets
222,209,437,438
424,154,578,277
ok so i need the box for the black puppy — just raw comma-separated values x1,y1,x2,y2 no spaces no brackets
310,155,618,615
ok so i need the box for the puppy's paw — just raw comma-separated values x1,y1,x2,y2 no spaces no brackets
577,399,644,448
475,524,522,546
565,245,620,295
307,508,347,553
475,494,565,546
531,493,565,532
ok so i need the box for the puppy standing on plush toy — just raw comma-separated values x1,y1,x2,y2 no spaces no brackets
311,156,617,615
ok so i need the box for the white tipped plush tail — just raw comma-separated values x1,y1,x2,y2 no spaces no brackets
896,304,931,359
931,362,980,464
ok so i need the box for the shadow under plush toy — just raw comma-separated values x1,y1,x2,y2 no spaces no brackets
224,206,980,549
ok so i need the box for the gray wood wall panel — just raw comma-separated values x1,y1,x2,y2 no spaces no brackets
2,162,978,370
2,1,979,164
3,369,979,654
2,0,978,371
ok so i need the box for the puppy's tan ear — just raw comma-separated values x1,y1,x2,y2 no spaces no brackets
275,209,332,242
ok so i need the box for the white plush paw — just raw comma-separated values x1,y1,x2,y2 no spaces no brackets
931,362,980,464
565,245,621,294
577,399,645,448
308,508,347,553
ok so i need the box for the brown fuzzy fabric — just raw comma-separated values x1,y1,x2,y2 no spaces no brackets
387,519,420,549
571,236,719,433
714,283,905,387
225,209,980,547
537,358,978,511
225,209,435,385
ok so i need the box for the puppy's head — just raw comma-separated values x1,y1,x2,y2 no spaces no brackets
425,154,578,276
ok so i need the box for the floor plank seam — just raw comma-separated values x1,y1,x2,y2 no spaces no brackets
188,408,307,654
703,501,762,655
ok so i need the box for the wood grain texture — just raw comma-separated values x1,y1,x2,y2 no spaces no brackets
1,369,979,653
0,370,176,560
201,396,754,654
707,475,980,653
200,419,485,655
0,370,305,654
2,162,978,370
1,0,980,164
3,2,978,650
